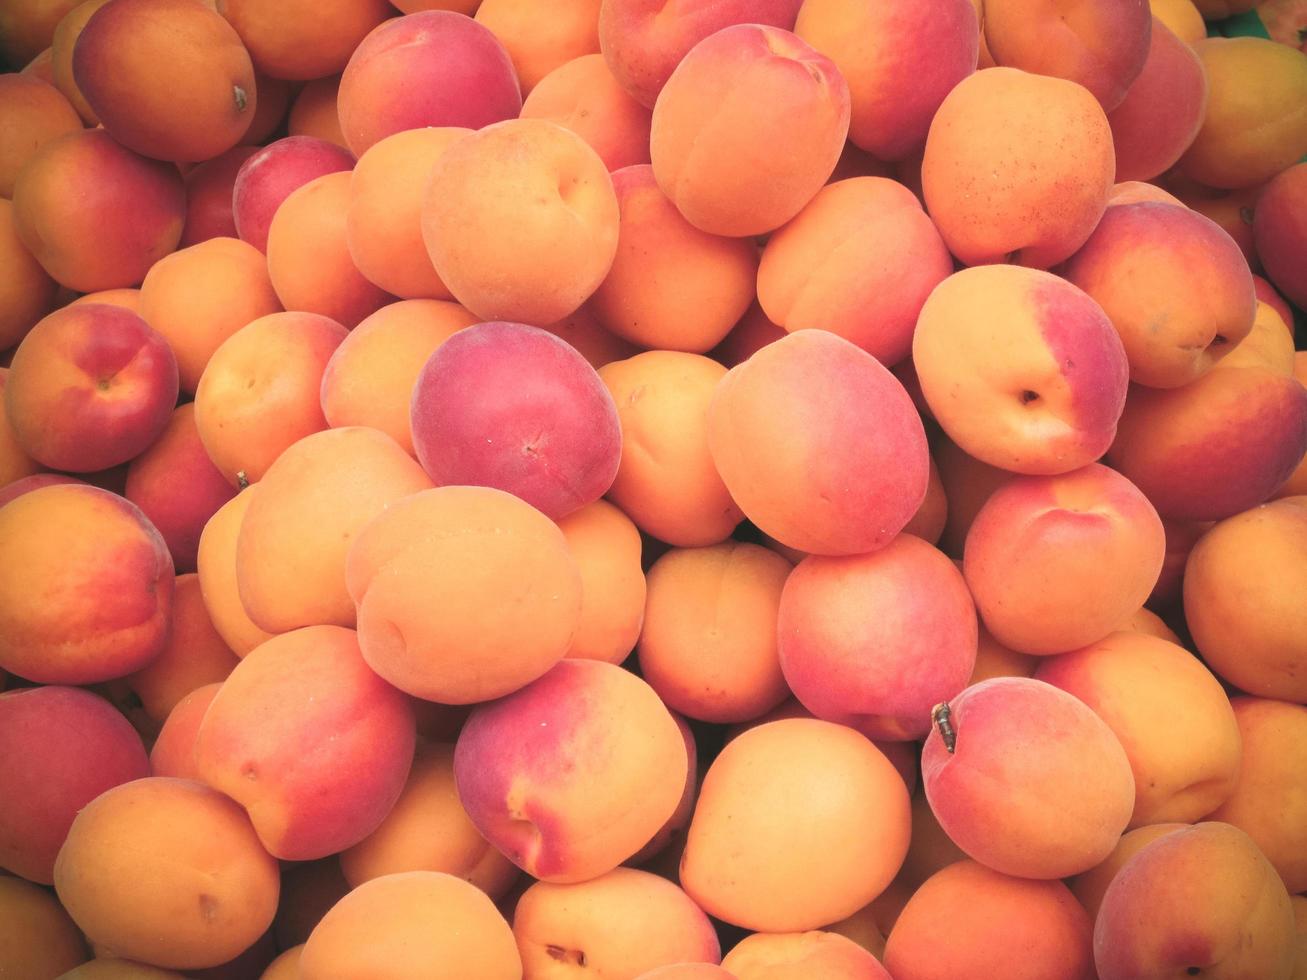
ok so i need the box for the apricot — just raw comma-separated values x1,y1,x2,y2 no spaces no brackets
475,0,600,95
968,624,1038,684
708,329,929,556
0,197,58,354
520,54,653,171
422,119,620,325
259,947,302,980
1277,357,1307,501
709,302,786,369
346,486,582,704
649,25,849,237
286,75,348,149
11,129,184,292
194,490,275,657
883,860,1093,980
0,485,172,685
897,789,967,891
722,932,889,979
1151,0,1206,43
215,0,391,81
1255,162,1307,311
1220,300,1296,376
300,872,521,980
193,625,416,860
455,659,687,883
149,682,220,780
231,135,354,255
634,967,735,980
1070,822,1186,921
49,0,109,124
179,146,259,248
0,72,81,198
932,433,1014,558
628,708,699,867
537,305,641,370
921,67,1114,267
1255,275,1296,340
682,718,910,931
0,875,89,977
557,500,646,664
67,288,141,314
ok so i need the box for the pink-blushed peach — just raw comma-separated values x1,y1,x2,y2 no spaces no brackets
1219,300,1296,376
179,146,259,248
149,682,220,780
0,472,82,508
1070,822,1187,921
1254,162,1307,311
722,931,890,979
231,135,355,254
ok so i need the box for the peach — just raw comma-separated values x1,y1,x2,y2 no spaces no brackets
72,0,256,163
0,72,81,198
123,405,237,572
520,54,653,171
589,165,757,353
0,197,58,355
273,859,351,952
67,288,141,314
1107,180,1186,206
139,236,282,394
794,0,978,160
286,75,348,149
338,12,520,158
0,485,173,684
933,433,1014,558
339,740,518,898
598,0,803,109
410,321,621,520
1108,366,1307,522
475,0,600,95
1167,177,1261,266
300,871,521,980
599,350,742,545
649,25,849,237
0,0,80,68
346,486,582,704
708,329,929,556
921,67,1114,268
1255,162,1307,311
537,304,641,370
964,464,1165,654
514,868,719,976
913,266,1130,475
455,659,687,883
758,176,953,365
1125,605,1183,644
0,473,81,508
193,310,348,488
1060,202,1255,389
1149,518,1211,607
1070,822,1186,921
193,625,416,860
179,146,259,248
968,624,1039,684
50,0,109,124
1094,822,1296,979
11,129,184,292
235,426,434,633
346,127,469,301
1277,356,1307,500
638,542,791,723
0,875,89,977
922,676,1136,879
903,455,948,545
557,499,646,664
54,777,279,971
149,681,221,780
232,136,355,254
709,301,787,370
1220,300,1296,376
883,860,1093,980
1151,0,1206,44
1178,38,1307,190
0,366,36,484
627,709,699,867
239,71,290,146
215,0,391,81
1108,18,1208,182
0,686,148,884
681,718,908,931
1256,275,1296,340
722,932,889,979
897,789,967,891
195,490,275,657
422,118,620,325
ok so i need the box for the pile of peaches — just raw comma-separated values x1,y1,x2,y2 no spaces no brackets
2,0,1307,977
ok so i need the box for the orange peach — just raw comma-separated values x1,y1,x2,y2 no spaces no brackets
179,145,259,248
1070,822,1186,921
1106,180,1186,206
259,946,302,980
193,310,348,487
285,75,348,149
638,542,791,723
239,70,290,146
933,433,1014,558
1167,176,1261,265
215,0,391,81
921,67,1114,267
968,624,1039,684
557,499,646,664
0,472,81,508
1060,202,1255,389
902,455,948,545
589,164,757,353
1255,162,1307,311
346,485,582,704
627,708,698,867
1093,821,1296,979
1124,605,1182,644
913,266,1130,475
56,962,184,979
897,789,967,891
67,288,141,313
232,135,354,254
300,871,521,980
758,176,952,365
634,966,735,980
0,197,58,354
1220,300,1296,376
0,72,81,197
50,0,109,124
708,329,929,555
649,25,849,237
235,426,433,633
520,53,653,171
454,659,687,883
149,681,220,779
1152,518,1208,610
193,625,416,860
0,875,89,977
883,860,1093,980
1255,274,1296,340
537,304,642,370
722,931,889,979
423,118,620,325
1151,0,1206,44
195,490,276,657
11,129,184,292
475,0,600,94
1276,356,1307,500
0,484,173,684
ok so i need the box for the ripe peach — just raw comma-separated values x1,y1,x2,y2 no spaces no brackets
346,486,582,704
195,490,275,657
1255,162,1307,311
1220,300,1296,376
50,0,109,124
149,682,220,780
193,625,416,860
215,0,391,81
921,67,1114,267
708,329,929,556
537,304,641,370
259,947,302,980
932,433,1014,558
422,118,620,325
520,54,653,171
722,931,889,979
67,288,141,314
235,426,433,633
758,176,952,365
913,266,1129,475
337,12,521,157
897,789,967,891
239,71,290,146
649,25,849,237
300,871,521,980
557,499,646,664
968,624,1038,684
0,197,58,354
1151,0,1206,43
627,708,698,867
589,165,757,353
179,146,259,248
55,962,184,979
410,321,621,520
1125,606,1183,644
0,484,172,684
231,136,354,254
1277,357,1307,500
455,659,687,883
884,860,1093,980
72,0,256,163
922,677,1136,879
0,72,81,198
11,129,184,292
475,0,600,95
0,473,80,508
285,75,347,149
1255,275,1296,340
0,875,89,978
1070,822,1187,921
1106,180,1186,206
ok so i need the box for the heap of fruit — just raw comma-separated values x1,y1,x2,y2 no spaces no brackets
1,0,1306,977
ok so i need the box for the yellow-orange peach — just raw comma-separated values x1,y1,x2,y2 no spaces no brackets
232,135,355,255
0,72,81,198
1150,0,1206,43
475,0,600,95
1276,355,1307,500
0,371,41,489
968,624,1039,684
634,967,735,980
1220,300,1296,376
1124,605,1182,644
933,434,1014,558
0,875,89,977
215,0,391,81
1070,822,1186,921
520,54,653,171
722,931,889,980
259,946,302,980
902,456,948,545
0,197,58,355
285,75,348,149
195,490,276,657
56,962,184,979
557,500,646,664
538,304,642,370
149,682,220,779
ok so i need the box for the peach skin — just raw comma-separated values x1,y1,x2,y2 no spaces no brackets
722,931,889,979
1070,822,1187,921
1254,162,1307,311
0,72,81,199
179,146,258,248
194,489,276,657
0,875,89,978
0,197,58,355
474,0,601,95
231,135,355,255
149,682,220,781
556,499,646,665
215,0,390,81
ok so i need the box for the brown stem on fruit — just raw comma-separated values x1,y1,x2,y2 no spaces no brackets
233,85,248,112
545,945,586,966
932,702,957,754
236,470,249,490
